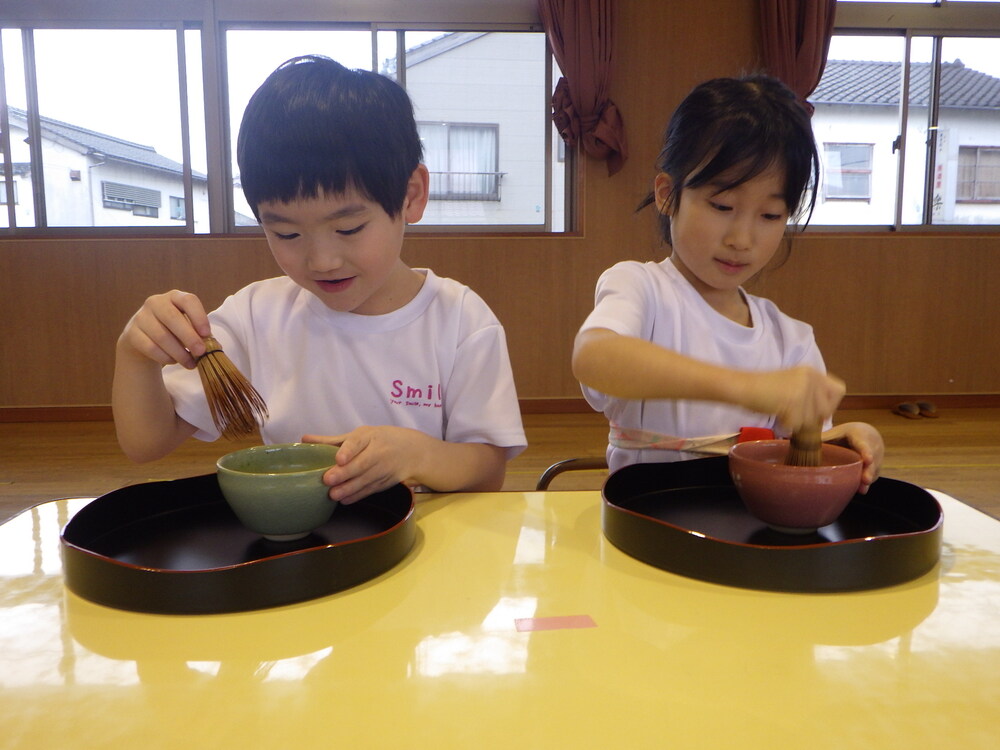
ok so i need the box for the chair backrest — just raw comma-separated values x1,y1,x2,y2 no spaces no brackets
535,457,608,491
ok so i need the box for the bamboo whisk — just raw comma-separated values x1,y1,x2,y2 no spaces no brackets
785,423,822,467
196,336,268,440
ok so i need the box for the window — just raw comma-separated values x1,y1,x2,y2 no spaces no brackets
398,31,559,228
131,204,159,218
1,1,567,234
102,181,161,218
958,146,1000,200
420,123,501,201
226,28,560,230
1,27,201,230
170,196,186,220
815,2,1000,228
823,143,874,200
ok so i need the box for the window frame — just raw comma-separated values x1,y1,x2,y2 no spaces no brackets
0,0,565,236
825,1,1000,232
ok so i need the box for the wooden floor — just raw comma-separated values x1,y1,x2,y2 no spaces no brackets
1,407,998,524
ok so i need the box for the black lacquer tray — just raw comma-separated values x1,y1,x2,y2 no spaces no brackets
61,474,415,614
602,456,943,592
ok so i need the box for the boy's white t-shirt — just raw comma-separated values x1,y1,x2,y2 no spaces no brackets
579,258,826,472
163,269,526,459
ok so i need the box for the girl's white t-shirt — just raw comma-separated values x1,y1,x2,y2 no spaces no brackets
579,258,826,472
163,269,526,458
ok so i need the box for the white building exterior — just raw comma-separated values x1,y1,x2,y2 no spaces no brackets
11,51,996,233
386,32,565,230
810,59,1000,226
2,108,208,230
228,31,564,230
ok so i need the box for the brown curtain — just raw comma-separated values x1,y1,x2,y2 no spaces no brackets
538,0,627,175
759,0,837,113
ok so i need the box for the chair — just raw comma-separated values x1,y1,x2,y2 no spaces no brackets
535,456,609,491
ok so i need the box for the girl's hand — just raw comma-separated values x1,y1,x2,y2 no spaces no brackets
743,366,846,434
303,426,429,505
823,421,885,494
118,290,211,369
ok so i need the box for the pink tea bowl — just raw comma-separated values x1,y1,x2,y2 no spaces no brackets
728,440,864,534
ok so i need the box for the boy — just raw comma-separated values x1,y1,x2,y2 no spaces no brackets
112,55,526,503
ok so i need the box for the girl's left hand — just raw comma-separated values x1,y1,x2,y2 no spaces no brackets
302,426,427,505
822,421,885,494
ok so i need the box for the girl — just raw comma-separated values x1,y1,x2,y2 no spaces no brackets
572,75,883,493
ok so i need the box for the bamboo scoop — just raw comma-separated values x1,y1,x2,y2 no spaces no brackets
785,423,822,467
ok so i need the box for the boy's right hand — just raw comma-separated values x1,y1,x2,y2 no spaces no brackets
743,366,846,434
118,290,212,370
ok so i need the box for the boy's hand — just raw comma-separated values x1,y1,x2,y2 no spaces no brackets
742,366,846,434
112,290,207,463
118,290,212,369
303,426,428,505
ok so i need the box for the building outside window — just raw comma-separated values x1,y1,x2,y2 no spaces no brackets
0,27,203,230
226,29,561,230
812,52,1000,226
2,5,565,234
224,29,561,231
812,2,1000,228
386,31,561,228
0,105,203,229
6,1,995,233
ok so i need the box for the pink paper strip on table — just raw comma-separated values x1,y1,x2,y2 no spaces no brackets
514,615,597,632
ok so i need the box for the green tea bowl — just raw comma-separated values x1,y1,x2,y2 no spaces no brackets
216,442,338,541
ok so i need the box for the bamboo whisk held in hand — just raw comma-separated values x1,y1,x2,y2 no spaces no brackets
786,423,822,467
196,336,268,440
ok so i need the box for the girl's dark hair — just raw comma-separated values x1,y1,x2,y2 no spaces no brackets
639,75,820,243
237,55,422,219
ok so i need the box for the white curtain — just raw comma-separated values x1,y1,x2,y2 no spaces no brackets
418,122,498,198
449,125,496,196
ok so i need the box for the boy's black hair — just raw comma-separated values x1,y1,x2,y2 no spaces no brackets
237,55,422,219
639,75,820,244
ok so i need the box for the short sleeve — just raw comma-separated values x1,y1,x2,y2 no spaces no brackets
578,262,657,340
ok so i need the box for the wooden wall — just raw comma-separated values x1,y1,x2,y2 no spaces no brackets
748,233,1000,397
2,0,998,415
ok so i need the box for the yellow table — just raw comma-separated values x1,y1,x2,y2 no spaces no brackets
1,489,999,749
